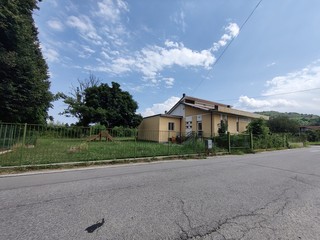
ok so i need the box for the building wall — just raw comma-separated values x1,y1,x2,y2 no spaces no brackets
159,117,181,142
138,103,263,142
184,106,253,136
170,104,185,117
239,117,251,132
137,116,160,142
227,115,238,133
201,113,212,137
212,114,221,135
184,106,208,134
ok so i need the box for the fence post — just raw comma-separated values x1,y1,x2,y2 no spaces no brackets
228,132,231,153
134,129,137,158
250,132,253,150
19,123,27,165
167,131,170,155
22,123,27,146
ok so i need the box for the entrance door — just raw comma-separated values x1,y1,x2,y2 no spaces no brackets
185,116,192,136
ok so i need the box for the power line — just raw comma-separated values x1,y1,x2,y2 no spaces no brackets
192,0,263,94
214,87,320,103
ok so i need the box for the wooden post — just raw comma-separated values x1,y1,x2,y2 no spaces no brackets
22,123,27,147
228,132,231,153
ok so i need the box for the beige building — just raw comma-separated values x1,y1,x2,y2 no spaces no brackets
138,94,269,142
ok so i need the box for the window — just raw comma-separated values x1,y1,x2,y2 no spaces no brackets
236,117,239,132
168,122,174,131
197,122,203,137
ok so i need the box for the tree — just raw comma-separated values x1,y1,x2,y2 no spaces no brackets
0,0,53,124
60,76,142,128
246,118,269,136
58,74,100,124
218,120,228,136
267,116,299,134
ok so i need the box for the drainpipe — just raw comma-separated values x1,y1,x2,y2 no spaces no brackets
180,117,182,137
210,111,213,138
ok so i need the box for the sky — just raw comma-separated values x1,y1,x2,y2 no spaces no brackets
33,0,320,124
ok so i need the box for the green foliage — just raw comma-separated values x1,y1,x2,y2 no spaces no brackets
214,134,228,148
111,126,136,138
268,116,299,134
60,75,142,128
0,0,53,124
218,120,228,136
246,118,269,136
256,111,320,126
304,130,320,142
253,134,287,149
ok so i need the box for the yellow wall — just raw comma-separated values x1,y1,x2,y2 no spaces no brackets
137,116,160,142
183,106,253,136
227,115,237,133
159,117,181,142
185,106,207,118
212,114,221,135
239,117,251,132
138,116,182,142
138,105,261,142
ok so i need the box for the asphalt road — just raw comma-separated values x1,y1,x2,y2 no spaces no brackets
1,146,320,240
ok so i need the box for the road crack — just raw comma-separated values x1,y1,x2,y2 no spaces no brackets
174,186,298,240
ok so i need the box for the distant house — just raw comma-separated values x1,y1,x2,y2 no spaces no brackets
138,94,269,142
299,125,320,132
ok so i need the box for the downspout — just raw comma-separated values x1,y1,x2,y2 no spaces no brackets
180,117,182,136
210,111,213,138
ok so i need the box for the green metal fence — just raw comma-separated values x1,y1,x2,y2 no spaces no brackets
0,123,303,167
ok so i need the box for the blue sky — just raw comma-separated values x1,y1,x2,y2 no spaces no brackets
34,0,320,124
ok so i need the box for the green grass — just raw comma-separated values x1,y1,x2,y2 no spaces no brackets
0,138,205,167
307,141,320,146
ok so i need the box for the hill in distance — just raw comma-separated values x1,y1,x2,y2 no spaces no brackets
255,111,320,126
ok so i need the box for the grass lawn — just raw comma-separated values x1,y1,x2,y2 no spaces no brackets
0,138,204,167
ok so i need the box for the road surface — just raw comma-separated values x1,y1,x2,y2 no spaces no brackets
1,146,320,239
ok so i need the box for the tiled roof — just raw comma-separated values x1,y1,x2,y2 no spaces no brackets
183,96,230,108
300,125,320,130
168,95,269,120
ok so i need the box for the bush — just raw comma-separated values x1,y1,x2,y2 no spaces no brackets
253,134,286,149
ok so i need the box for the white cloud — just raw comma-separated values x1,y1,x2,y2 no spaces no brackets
91,0,130,48
226,22,240,37
47,20,64,31
141,96,181,117
95,0,128,23
163,77,175,88
41,45,60,63
87,22,239,88
212,22,239,52
266,62,276,68
171,9,187,32
66,15,102,45
79,45,95,58
236,60,320,114
107,43,215,81
164,40,181,48
238,96,298,108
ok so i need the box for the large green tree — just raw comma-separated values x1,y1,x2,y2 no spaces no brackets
267,116,299,134
246,118,269,136
60,76,142,128
0,0,53,124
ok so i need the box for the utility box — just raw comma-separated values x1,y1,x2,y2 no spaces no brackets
205,139,213,149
